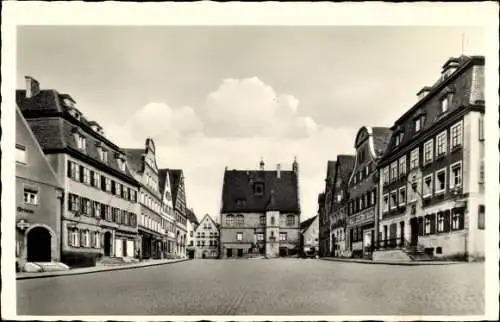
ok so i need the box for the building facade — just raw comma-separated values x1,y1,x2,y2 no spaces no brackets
346,127,392,258
158,169,177,258
329,155,356,257
220,159,301,259
168,169,188,258
194,214,219,259
376,55,485,261
125,139,166,260
186,208,199,259
15,106,64,268
17,76,140,268
318,161,336,257
300,215,319,255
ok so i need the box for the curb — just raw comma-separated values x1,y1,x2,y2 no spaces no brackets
17,259,191,280
320,258,461,266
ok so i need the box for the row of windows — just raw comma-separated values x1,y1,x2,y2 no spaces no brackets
348,189,377,216
196,240,218,247
225,214,297,227
196,231,219,238
68,193,137,227
383,162,464,212
68,229,101,248
352,162,375,186
252,232,288,241
139,213,174,234
67,160,138,202
382,121,464,185
74,133,127,171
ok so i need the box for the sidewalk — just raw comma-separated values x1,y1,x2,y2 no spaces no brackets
321,257,462,266
17,258,190,280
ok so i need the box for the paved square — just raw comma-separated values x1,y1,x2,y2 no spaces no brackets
17,259,484,316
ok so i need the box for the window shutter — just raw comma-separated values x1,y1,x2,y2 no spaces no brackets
458,210,465,230
417,217,424,236
68,229,72,246
430,213,436,234
101,176,106,190
68,194,73,211
443,210,451,232
80,230,85,247
90,171,95,187
79,165,84,182
67,161,72,178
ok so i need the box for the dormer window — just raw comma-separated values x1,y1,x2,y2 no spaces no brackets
76,134,87,151
394,131,404,147
99,148,108,163
254,183,264,196
441,92,454,114
118,159,126,171
236,199,246,208
413,113,426,135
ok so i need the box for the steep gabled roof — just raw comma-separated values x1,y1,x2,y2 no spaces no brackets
123,148,145,175
336,155,356,182
167,169,183,207
221,169,299,213
326,161,337,180
300,215,317,231
158,169,168,195
186,208,199,225
371,127,393,157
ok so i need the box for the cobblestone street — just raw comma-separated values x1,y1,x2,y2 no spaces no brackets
17,259,484,316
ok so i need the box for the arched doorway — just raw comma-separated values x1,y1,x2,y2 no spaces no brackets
104,232,112,256
27,227,52,262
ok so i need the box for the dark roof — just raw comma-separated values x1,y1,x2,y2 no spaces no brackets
336,155,356,182
326,161,337,180
300,215,317,231
371,127,393,157
186,208,199,225
16,90,62,114
221,169,299,213
158,169,168,195
166,169,183,207
123,149,145,174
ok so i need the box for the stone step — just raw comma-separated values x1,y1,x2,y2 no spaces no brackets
22,262,70,272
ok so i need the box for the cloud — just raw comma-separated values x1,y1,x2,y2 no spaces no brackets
103,78,357,221
199,77,318,139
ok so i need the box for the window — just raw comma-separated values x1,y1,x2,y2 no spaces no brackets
450,121,463,148
478,205,485,230
226,214,234,226
279,232,287,241
236,232,243,241
93,201,101,218
82,168,91,185
196,240,200,246
424,139,434,163
91,171,101,188
77,134,87,150
270,216,275,225
254,183,264,195
257,233,264,241
68,161,80,181
69,194,80,212
450,162,462,189
69,228,79,247
390,162,398,182
389,191,397,210
118,159,126,171
441,93,453,113
382,167,389,185
371,190,376,205
479,160,485,184
414,118,422,133
236,214,244,226
398,156,406,177
16,145,26,163
23,188,38,205
423,175,433,197
105,178,112,192
436,131,447,156
437,212,445,233
451,209,464,230
410,148,419,169
201,240,205,247
287,215,296,226
81,198,91,215
395,132,404,146
435,169,447,194
424,216,431,235
93,231,101,248
99,148,108,163
398,187,406,206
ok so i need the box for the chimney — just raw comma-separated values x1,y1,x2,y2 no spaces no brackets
259,158,265,171
25,76,40,98
276,163,281,179
416,86,432,100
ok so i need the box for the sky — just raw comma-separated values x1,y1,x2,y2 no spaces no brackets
16,26,486,222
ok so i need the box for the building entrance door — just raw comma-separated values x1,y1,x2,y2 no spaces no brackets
27,227,51,262
410,217,418,246
227,248,233,257
237,249,243,257
104,232,112,256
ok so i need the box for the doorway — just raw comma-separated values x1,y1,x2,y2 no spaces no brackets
237,249,243,257
27,227,51,262
227,248,233,258
410,217,418,246
104,231,112,256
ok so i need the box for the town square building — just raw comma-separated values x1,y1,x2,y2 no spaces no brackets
194,214,219,259
17,76,140,267
329,155,356,257
15,106,64,268
219,159,301,259
318,161,337,256
186,208,200,259
167,169,188,258
158,168,178,258
300,215,319,256
376,55,485,261
346,126,392,258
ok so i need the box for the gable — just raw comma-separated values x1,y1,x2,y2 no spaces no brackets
355,127,370,147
